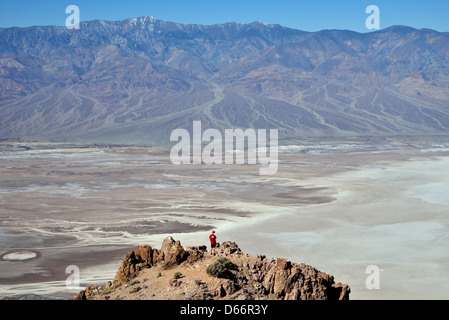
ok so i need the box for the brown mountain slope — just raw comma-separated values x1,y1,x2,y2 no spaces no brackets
2,18,449,143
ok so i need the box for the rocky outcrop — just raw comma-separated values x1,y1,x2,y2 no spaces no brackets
209,244,350,300
74,237,350,300
258,257,350,300
112,236,205,286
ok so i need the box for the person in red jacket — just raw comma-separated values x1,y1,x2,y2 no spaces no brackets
209,230,217,255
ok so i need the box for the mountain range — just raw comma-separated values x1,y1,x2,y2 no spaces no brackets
1,16,449,144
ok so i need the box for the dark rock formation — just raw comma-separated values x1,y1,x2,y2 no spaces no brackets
112,236,206,286
75,237,350,300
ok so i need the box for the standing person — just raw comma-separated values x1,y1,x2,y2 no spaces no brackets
209,230,217,255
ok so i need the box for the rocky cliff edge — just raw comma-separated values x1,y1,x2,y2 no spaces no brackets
74,236,350,300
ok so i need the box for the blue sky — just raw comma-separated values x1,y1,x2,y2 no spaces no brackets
0,0,448,32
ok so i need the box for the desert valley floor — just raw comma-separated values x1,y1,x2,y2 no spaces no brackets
1,138,449,299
